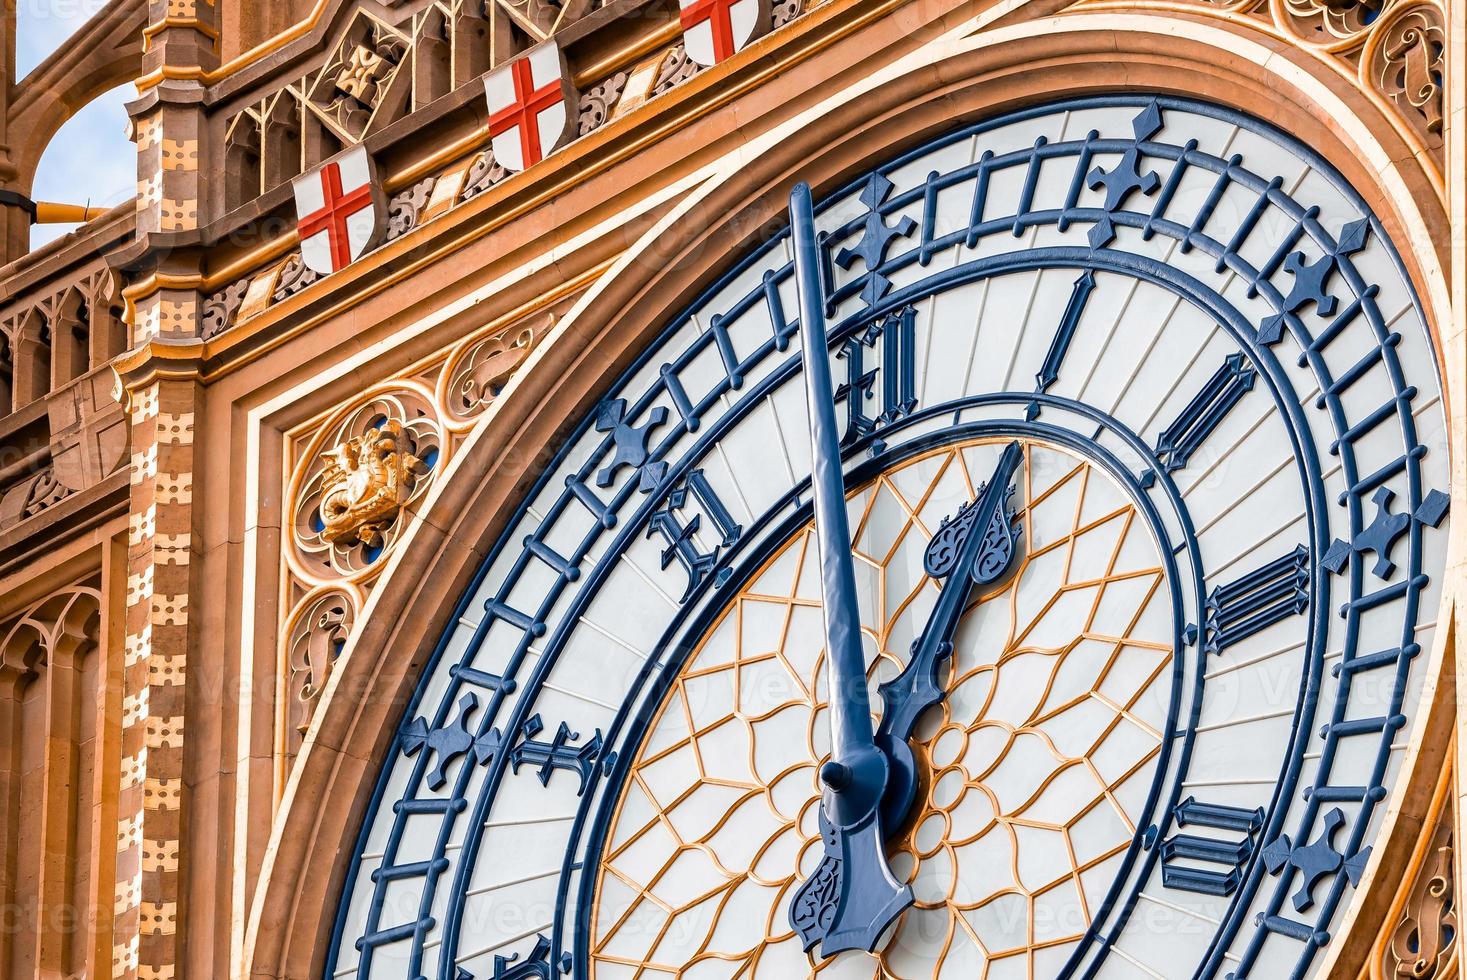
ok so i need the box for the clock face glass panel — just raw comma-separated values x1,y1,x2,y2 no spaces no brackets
324,97,1451,980
593,438,1176,978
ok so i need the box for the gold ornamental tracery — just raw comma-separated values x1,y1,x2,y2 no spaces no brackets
591,439,1175,978
276,306,559,763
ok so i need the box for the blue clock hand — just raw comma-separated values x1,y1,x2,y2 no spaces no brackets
876,441,1023,831
785,182,912,956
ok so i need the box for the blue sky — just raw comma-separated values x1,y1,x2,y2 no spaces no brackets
19,0,137,248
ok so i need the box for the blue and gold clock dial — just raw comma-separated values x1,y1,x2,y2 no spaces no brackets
326,97,1451,980
593,438,1175,977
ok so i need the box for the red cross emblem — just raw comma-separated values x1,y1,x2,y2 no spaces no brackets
483,42,577,174
292,146,384,276
678,0,768,67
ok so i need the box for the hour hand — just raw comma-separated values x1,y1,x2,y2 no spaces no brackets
876,441,1023,824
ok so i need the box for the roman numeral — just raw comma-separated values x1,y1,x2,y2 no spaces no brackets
836,305,917,451
1160,796,1265,896
509,715,603,795
1202,545,1309,656
1142,352,1256,485
455,933,558,980
1027,269,1096,420
646,469,743,602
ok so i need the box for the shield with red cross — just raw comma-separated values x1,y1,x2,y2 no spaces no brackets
678,0,769,67
483,42,578,174
292,146,385,277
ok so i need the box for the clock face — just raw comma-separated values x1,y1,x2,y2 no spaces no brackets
326,97,1451,980
592,438,1178,978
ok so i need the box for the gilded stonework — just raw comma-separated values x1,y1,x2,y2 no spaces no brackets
317,419,426,548
275,305,558,765
291,387,441,578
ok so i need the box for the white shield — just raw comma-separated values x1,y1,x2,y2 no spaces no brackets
292,146,385,277
679,0,768,68
483,42,576,173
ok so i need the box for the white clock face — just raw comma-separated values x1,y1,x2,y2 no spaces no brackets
325,97,1451,980
593,439,1176,978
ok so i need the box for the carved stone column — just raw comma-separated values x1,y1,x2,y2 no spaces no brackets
110,2,219,978
0,658,27,974
0,587,103,978
32,592,102,977
111,372,197,980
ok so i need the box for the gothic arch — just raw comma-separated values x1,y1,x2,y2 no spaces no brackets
239,14,1456,979
6,0,147,193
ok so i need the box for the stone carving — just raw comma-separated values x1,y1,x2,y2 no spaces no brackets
460,149,509,202
208,173,431,335
285,589,355,743
386,177,437,240
1385,816,1455,977
444,323,541,423
0,585,101,677
578,72,629,136
1280,0,1380,41
202,279,249,339
223,3,507,209
48,369,128,492
317,419,426,548
1065,0,1447,172
336,43,397,107
772,0,805,29
273,252,322,302
653,43,703,97
0,466,69,529
1369,4,1445,151
280,388,441,760
290,386,441,578
493,0,593,42
308,14,410,141
0,266,123,415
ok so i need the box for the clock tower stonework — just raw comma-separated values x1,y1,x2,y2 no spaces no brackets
0,1,1461,979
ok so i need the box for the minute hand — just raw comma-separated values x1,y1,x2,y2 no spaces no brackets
879,441,1023,747
785,182,910,957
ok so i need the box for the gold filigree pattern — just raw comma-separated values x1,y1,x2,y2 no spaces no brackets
276,304,562,773
592,440,1173,978
317,419,427,548
278,385,441,766
289,386,441,579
